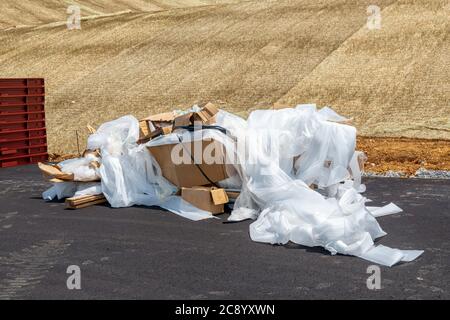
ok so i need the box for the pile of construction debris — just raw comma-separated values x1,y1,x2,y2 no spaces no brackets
38,103,423,266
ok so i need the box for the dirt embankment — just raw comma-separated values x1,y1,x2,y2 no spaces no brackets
357,137,450,175
4,0,449,155
2,0,448,170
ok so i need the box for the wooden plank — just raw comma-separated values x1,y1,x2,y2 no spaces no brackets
66,198,107,209
66,194,105,207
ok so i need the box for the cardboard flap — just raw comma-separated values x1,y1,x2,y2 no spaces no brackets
210,188,229,205
147,139,228,188
38,162,74,181
173,112,193,127
142,111,177,122
38,162,61,176
225,191,240,199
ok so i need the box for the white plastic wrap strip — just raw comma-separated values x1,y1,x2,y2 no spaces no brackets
360,245,424,267
42,181,102,200
366,203,403,218
159,196,217,221
42,182,77,200
74,182,102,197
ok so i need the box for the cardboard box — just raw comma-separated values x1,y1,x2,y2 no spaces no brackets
192,102,219,124
181,186,229,214
147,139,228,188
173,103,219,128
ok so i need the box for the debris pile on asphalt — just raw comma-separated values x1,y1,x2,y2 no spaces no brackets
39,103,423,266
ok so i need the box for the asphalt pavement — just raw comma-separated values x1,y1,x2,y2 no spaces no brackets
0,165,448,299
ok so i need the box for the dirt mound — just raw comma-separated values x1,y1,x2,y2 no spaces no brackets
277,0,450,141
0,0,448,157
357,137,450,175
0,0,241,29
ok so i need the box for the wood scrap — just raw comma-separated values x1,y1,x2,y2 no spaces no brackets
67,198,107,209
66,194,105,205
87,125,96,134
65,194,107,209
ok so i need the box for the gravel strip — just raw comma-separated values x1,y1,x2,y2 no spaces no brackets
363,168,450,179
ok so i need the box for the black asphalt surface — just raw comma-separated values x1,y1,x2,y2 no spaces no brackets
0,165,448,299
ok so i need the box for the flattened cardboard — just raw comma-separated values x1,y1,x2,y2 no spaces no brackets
181,186,224,214
147,139,228,188
143,111,177,123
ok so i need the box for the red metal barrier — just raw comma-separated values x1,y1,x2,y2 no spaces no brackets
0,78,48,168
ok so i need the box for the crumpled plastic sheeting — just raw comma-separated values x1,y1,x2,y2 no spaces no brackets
73,182,102,197
228,105,423,266
43,182,77,200
87,116,213,221
58,154,101,181
42,181,102,200
366,203,403,218
41,116,213,221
